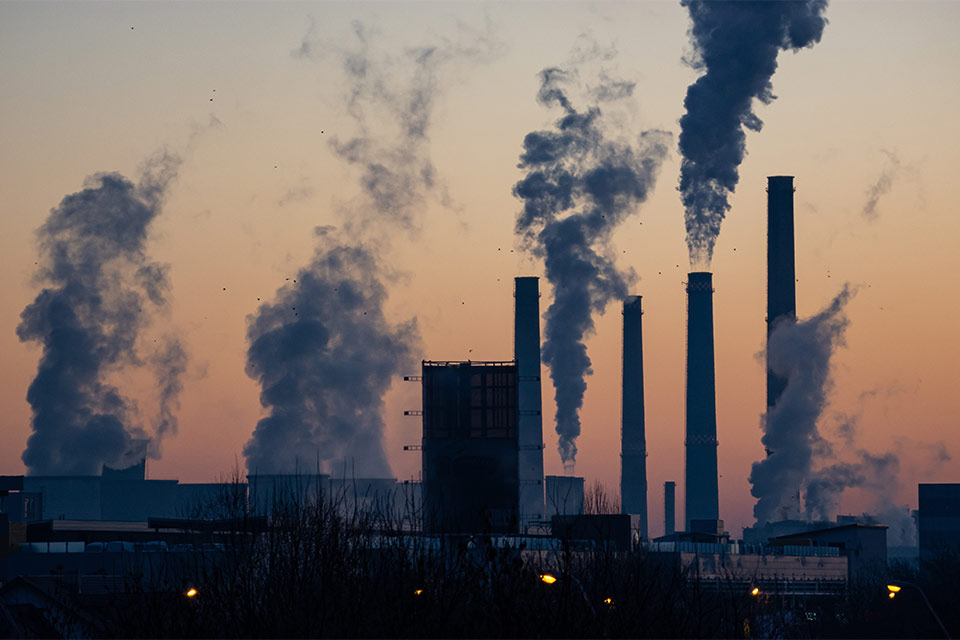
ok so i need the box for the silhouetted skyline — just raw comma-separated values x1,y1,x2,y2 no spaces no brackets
1,1,958,539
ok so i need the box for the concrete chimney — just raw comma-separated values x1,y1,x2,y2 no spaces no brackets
664,481,676,536
766,176,797,411
515,277,545,530
620,296,648,540
684,272,719,530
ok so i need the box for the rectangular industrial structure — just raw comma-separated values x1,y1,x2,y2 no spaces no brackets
420,361,520,534
545,475,584,518
918,483,960,561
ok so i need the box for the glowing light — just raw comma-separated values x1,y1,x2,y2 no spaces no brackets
751,587,760,596
889,592,897,599
539,574,557,584
185,588,198,598
414,589,423,596
887,584,902,593
603,597,614,606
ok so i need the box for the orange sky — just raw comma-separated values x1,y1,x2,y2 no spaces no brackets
1,1,959,537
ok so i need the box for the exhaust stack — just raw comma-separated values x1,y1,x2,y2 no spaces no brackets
684,272,719,530
515,277,545,530
620,296,648,540
664,481,676,536
766,176,797,411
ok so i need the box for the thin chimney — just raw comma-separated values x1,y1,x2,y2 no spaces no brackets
664,481,676,536
620,296,648,540
515,277,545,530
684,272,719,530
766,176,797,411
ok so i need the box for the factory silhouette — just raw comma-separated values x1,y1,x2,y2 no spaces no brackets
3,176,960,637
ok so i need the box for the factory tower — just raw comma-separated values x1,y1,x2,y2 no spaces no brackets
515,277,545,530
620,296,648,540
766,176,797,411
684,272,719,530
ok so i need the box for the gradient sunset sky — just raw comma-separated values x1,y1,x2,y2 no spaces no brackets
2,1,958,538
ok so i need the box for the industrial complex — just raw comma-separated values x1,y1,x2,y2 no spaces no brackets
2,177,959,636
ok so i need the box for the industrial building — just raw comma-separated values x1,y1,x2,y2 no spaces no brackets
768,522,888,581
420,360,520,534
918,483,960,561
645,539,848,595
545,475,584,518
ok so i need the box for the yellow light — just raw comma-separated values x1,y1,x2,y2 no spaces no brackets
414,589,423,596
603,597,614,606
539,574,557,584
889,592,896,599
887,585,902,593
185,588,198,598
751,587,760,596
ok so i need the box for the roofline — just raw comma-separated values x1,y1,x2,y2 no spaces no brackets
771,522,888,540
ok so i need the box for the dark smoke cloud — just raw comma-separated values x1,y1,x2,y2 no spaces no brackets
678,0,829,266
244,22,490,475
17,151,185,475
749,285,854,524
243,230,418,476
861,149,901,220
514,64,670,471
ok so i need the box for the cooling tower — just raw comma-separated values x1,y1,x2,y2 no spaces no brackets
766,176,797,411
620,296,648,540
684,272,719,530
515,277,545,531
664,481,676,536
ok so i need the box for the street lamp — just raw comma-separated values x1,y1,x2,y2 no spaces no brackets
887,581,950,639
537,573,596,615
751,586,760,597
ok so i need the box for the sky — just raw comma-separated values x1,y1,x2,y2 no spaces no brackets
1,0,959,539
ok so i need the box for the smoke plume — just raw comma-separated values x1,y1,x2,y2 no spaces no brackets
804,450,898,522
514,65,670,471
244,22,491,475
861,149,901,220
678,0,829,266
17,151,185,475
749,285,854,524
804,412,950,544
243,230,418,476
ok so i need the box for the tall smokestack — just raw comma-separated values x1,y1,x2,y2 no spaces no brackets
515,277,545,530
620,296,648,540
664,481,676,536
766,176,797,411
684,272,719,530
